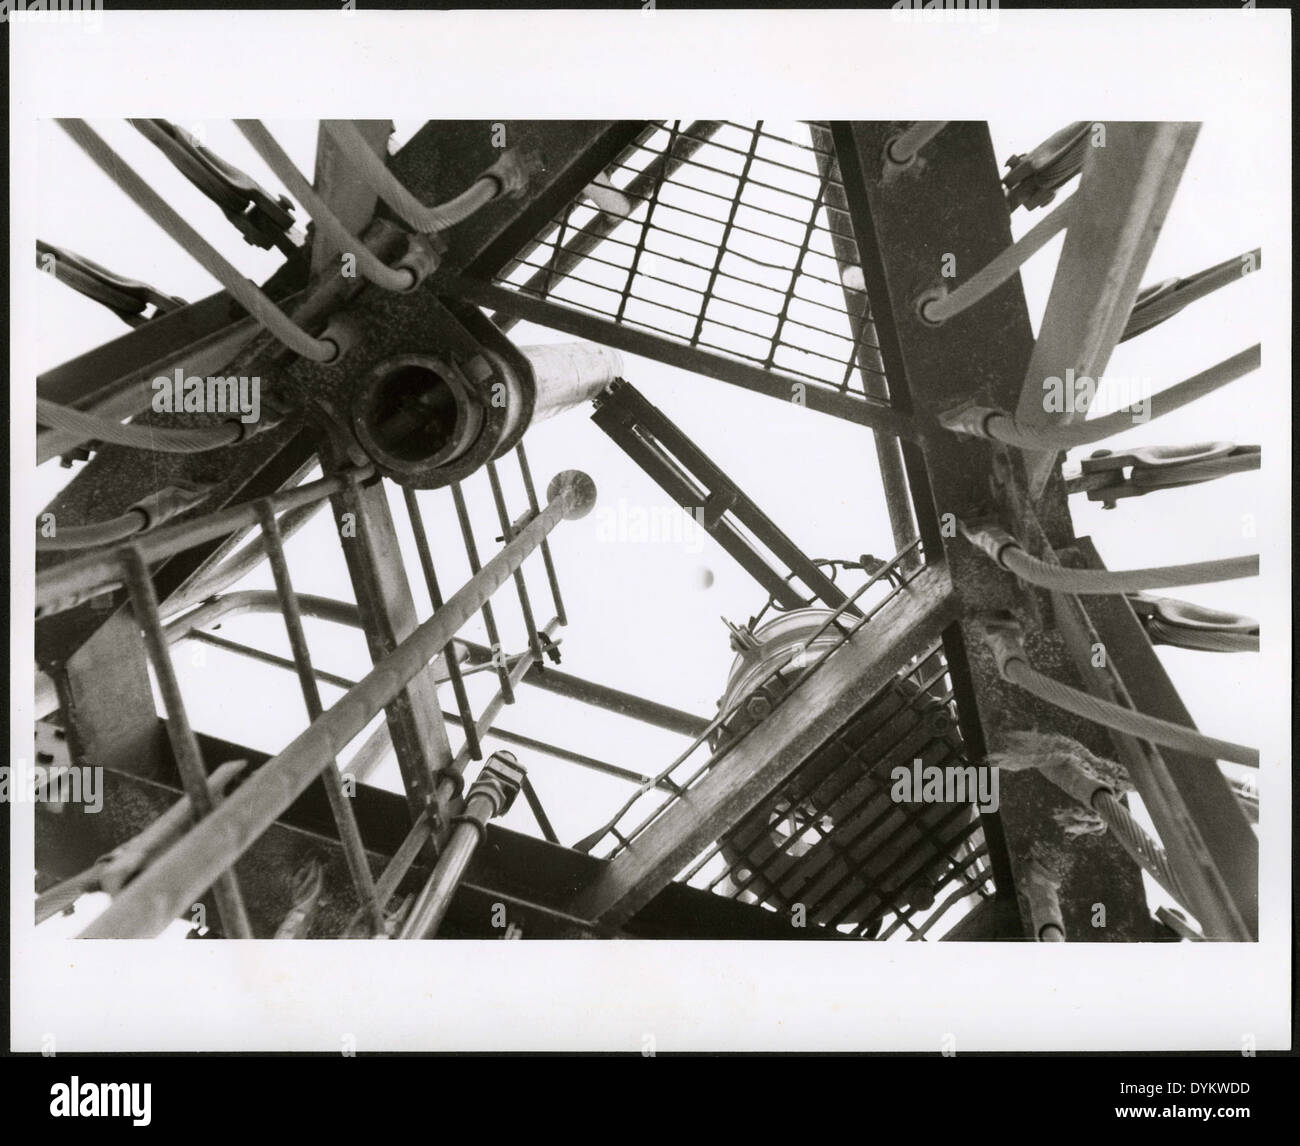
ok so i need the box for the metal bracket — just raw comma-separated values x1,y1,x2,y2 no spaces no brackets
131,118,299,254
36,240,186,327
1069,443,1259,507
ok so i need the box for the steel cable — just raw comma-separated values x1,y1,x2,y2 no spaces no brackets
36,510,146,552
1121,248,1261,342
36,397,245,454
234,120,417,292
920,193,1077,324
55,119,339,363
1002,658,1259,766
321,119,499,233
962,523,1258,594
1000,544,1258,593
1092,791,1186,904
943,345,1260,448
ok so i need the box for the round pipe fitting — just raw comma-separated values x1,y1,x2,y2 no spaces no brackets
352,354,485,472
346,337,618,489
318,312,366,362
524,343,624,422
391,235,442,293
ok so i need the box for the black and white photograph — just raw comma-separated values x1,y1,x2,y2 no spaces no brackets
5,1,1293,1098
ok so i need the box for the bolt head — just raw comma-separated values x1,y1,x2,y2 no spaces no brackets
464,355,494,384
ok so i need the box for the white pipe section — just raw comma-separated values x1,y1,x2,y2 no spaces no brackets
522,343,625,423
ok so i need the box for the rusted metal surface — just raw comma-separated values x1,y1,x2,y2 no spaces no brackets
830,121,1157,940
1053,538,1256,939
389,121,650,278
325,463,452,816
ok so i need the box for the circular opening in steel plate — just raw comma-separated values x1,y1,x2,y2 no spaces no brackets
355,356,483,469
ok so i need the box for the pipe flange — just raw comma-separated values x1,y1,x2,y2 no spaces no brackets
351,353,487,477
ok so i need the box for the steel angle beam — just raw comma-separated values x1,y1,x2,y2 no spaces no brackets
830,121,1156,940
1053,537,1256,939
1013,123,1199,496
592,380,856,613
325,465,452,817
36,735,821,940
389,120,651,278
309,119,393,276
447,277,913,435
567,560,958,929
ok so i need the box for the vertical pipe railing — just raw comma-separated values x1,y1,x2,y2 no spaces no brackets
485,460,544,662
120,547,254,938
255,500,386,936
446,621,559,781
516,445,567,625
402,487,482,762
450,481,515,703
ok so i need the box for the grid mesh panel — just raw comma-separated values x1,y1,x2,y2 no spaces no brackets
495,121,891,402
679,641,996,941
573,541,997,941
576,543,929,860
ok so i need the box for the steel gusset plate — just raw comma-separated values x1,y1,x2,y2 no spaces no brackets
277,280,539,489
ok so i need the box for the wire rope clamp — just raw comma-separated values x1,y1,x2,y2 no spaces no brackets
959,521,1021,569
482,148,546,201
391,234,444,292
978,610,1030,680
937,402,1000,439
1078,442,1247,506
914,286,948,326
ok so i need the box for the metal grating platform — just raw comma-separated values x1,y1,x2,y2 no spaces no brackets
495,120,891,402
